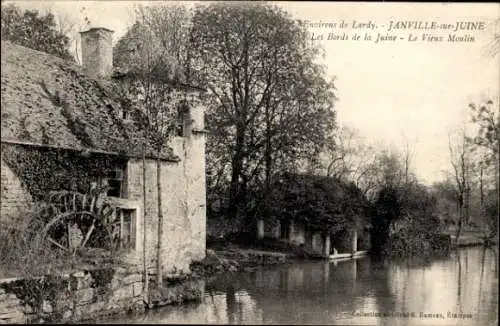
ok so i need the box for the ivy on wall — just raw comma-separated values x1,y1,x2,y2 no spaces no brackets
1,143,127,201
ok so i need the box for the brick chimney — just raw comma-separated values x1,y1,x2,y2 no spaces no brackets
79,27,114,79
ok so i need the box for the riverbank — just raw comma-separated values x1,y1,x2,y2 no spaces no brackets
146,237,332,309
189,236,327,278
444,229,499,248
166,232,499,281
146,245,301,309
451,235,499,247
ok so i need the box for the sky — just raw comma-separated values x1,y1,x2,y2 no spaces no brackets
8,1,500,185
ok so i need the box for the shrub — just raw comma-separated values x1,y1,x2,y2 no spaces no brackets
0,211,58,278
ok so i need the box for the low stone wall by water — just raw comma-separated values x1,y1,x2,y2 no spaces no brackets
0,288,24,324
0,265,145,324
1,247,302,324
148,280,205,308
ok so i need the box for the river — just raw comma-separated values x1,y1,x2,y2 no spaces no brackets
101,246,498,325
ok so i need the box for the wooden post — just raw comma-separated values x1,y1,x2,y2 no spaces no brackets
274,222,281,239
257,219,264,240
352,228,358,254
323,234,331,258
305,230,313,252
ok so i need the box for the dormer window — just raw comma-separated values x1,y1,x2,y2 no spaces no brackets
122,109,130,120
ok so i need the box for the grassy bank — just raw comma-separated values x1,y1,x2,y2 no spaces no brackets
189,235,325,279
442,227,499,248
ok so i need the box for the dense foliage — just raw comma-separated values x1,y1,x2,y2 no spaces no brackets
1,4,73,60
372,182,444,257
189,3,337,222
371,186,400,256
263,173,369,234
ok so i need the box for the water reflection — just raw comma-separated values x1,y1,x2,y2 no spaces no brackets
105,246,498,325
384,247,498,325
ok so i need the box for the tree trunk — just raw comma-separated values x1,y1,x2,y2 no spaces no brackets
261,99,273,232
142,143,149,302
496,152,499,237
228,123,245,222
497,129,500,233
464,185,470,226
257,219,264,240
228,35,250,227
455,197,463,246
156,157,164,287
264,101,272,194
479,165,486,237
456,250,462,302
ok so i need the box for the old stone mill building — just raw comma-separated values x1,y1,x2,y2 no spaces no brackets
0,27,207,276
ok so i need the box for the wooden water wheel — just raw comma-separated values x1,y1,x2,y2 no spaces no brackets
33,189,119,256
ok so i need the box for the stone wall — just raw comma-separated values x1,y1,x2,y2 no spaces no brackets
0,288,24,324
1,139,207,280
0,266,144,324
289,221,306,245
180,104,207,264
125,104,207,277
311,232,325,254
127,157,204,276
0,157,32,228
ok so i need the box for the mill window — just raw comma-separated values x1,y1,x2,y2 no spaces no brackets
106,166,125,197
90,162,127,198
116,208,136,250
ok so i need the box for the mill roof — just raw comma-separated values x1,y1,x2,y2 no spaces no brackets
1,40,179,161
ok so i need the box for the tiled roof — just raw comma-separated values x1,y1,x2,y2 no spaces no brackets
1,41,179,161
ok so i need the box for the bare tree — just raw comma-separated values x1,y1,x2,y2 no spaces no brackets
324,126,358,179
484,17,500,57
448,129,472,244
478,160,487,235
321,126,381,200
113,3,193,288
467,98,499,237
400,134,416,187
32,3,90,63
53,9,88,64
